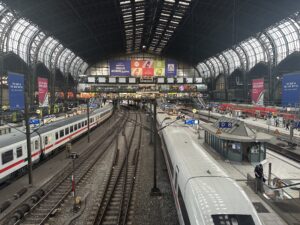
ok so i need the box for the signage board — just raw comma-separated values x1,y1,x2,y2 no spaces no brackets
98,77,106,83
218,122,233,128
29,118,40,125
177,77,184,83
185,119,199,125
108,77,116,83
109,60,131,76
88,77,95,83
118,77,126,83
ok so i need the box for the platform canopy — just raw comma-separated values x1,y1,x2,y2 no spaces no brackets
2,0,299,66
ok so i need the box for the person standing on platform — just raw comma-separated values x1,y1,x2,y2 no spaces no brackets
275,118,279,127
254,164,265,192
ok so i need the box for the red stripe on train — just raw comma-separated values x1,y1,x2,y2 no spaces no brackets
0,120,101,173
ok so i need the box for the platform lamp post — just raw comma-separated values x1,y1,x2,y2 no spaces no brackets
151,99,161,196
24,91,33,185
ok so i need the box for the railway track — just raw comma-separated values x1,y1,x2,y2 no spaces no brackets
1,111,129,225
88,111,142,225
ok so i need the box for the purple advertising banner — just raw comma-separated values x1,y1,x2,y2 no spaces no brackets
109,60,131,76
165,59,177,77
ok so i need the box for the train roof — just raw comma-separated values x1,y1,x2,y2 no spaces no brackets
159,116,228,179
0,105,113,148
186,177,261,225
158,114,262,225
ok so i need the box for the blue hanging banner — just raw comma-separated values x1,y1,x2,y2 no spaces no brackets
8,72,25,110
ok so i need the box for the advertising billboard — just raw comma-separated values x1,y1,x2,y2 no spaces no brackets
131,60,143,76
38,77,49,107
109,60,131,76
154,60,165,76
8,72,25,110
165,59,177,77
251,78,264,105
282,73,300,107
142,59,154,76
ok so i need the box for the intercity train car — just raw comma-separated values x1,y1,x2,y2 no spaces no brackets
158,114,263,225
0,104,113,182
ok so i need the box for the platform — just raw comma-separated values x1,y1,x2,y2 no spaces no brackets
157,111,300,225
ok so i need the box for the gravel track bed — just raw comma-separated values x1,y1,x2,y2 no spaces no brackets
132,113,179,225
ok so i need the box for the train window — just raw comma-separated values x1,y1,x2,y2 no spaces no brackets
44,136,48,145
70,126,74,133
65,128,69,135
85,120,87,126
60,130,64,138
16,146,23,157
55,132,59,140
35,140,39,150
2,150,13,164
78,123,81,129
178,188,191,225
81,121,84,127
211,214,255,225
74,124,78,130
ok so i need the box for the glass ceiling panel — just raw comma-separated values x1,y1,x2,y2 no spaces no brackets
0,4,87,77
197,62,211,78
7,19,38,63
149,0,191,54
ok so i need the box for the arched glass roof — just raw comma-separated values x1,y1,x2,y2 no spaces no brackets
198,13,300,77
0,2,87,78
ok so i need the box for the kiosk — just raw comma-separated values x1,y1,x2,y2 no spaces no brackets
202,117,273,163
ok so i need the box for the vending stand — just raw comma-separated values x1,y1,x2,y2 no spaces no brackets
202,117,273,163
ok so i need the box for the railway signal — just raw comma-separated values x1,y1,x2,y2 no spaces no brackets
70,152,79,211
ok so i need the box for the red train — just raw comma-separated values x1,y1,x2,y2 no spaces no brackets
218,103,297,120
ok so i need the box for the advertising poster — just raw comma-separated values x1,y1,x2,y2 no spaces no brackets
109,60,131,76
165,59,177,77
154,60,165,76
142,59,154,76
8,72,25,110
131,60,144,76
251,78,264,105
282,73,300,107
38,77,49,107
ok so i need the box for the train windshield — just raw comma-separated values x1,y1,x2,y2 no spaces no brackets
211,214,255,225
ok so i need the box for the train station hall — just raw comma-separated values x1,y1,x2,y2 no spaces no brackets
0,1,300,225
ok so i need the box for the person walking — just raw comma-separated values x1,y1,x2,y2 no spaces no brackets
286,120,290,130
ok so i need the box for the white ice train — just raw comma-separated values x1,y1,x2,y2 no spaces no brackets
0,104,113,182
158,115,263,225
